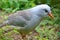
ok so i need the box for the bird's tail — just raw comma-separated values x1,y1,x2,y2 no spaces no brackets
0,20,14,34
0,21,9,28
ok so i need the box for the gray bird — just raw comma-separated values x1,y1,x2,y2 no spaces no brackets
0,4,54,39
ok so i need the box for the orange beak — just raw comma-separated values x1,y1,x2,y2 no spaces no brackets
48,12,54,19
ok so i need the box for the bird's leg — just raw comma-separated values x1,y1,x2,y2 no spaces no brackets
21,33,27,40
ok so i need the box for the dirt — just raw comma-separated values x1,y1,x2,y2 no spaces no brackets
9,31,39,40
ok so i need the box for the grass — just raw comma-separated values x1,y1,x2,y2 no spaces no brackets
0,0,60,40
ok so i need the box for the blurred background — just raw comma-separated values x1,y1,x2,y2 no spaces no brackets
0,0,60,40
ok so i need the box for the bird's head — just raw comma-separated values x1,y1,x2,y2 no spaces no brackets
31,4,54,19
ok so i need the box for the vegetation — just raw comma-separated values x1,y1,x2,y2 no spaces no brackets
0,0,60,40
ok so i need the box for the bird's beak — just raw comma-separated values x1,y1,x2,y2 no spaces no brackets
48,12,54,19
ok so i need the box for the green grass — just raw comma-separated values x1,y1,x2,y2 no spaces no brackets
0,0,60,40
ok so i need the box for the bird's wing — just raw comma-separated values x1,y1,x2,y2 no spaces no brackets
15,15,41,34
7,10,32,27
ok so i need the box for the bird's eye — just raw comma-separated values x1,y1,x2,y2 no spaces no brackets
44,9,48,12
